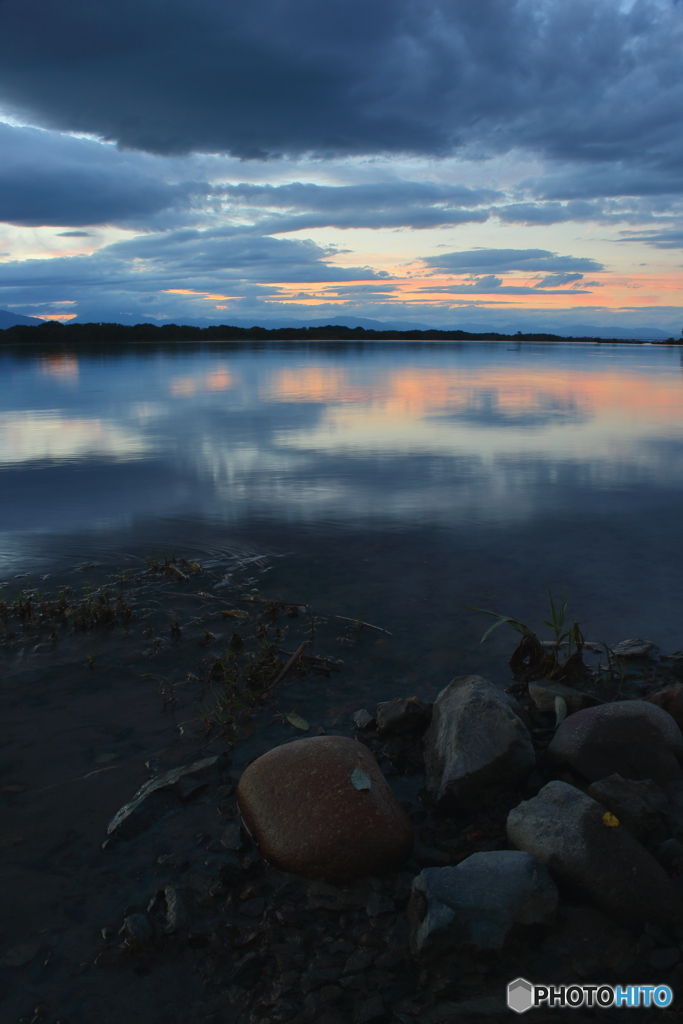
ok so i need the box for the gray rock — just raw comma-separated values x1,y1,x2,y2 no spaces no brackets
545,701,683,787
612,638,659,659
353,709,375,730
408,850,557,958
220,822,244,851
164,885,193,933
506,780,683,928
587,774,669,845
376,697,432,736
121,913,155,950
107,756,219,840
423,675,535,809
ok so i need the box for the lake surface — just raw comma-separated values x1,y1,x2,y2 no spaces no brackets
2,339,683,1021
2,339,683,651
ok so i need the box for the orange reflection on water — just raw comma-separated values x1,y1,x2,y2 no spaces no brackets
39,354,79,382
170,366,235,397
266,362,683,427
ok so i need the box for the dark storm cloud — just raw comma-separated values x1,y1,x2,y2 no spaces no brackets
0,122,208,227
0,0,681,170
0,123,498,231
421,249,604,275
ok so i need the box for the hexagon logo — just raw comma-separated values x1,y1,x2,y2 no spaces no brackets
507,977,534,1014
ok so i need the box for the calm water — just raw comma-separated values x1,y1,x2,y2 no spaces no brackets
2,339,683,651
2,339,683,1021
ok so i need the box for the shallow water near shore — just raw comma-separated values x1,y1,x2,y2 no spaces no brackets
2,339,683,1021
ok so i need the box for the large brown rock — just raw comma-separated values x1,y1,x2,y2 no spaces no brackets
545,700,683,787
236,736,413,882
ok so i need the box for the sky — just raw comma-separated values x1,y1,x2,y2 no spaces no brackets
0,0,682,334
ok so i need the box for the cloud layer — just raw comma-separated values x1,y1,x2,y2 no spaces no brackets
0,0,682,171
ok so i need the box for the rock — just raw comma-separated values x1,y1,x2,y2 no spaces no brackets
545,700,683,787
121,913,155,950
408,851,557,958
220,822,244,851
365,892,395,917
306,879,375,910
587,774,668,845
239,897,265,918
612,638,659,659
157,852,189,870
413,844,450,868
164,885,193,932
231,950,265,986
506,780,683,928
542,905,635,977
658,838,683,874
0,941,41,967
376,697,432,736
343,949,375,975
423,675,535,809
107,756,219,840
528,680,599,715
648,684,683,731
353,709,375,730
236,736,413,882
354,995,388,1024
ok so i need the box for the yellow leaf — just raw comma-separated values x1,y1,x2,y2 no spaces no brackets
602,811,619,827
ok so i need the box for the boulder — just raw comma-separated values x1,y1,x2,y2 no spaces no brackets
611,638,659,660
107,756,219,840
586,774,669,845
236,736,413,882
376,696,432,736
545,700,683,787
408,851,557,958
506,780,683,928
423,675,535,809
648,684,683,732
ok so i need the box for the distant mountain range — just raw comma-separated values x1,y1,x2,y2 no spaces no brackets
0,310,43,327
0,309,677,340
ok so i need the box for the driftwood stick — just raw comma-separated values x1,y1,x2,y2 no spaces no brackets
162,592,392,635
331,615,392,636
268,642,307,690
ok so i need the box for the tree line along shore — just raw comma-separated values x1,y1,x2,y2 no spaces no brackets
1,320,681,344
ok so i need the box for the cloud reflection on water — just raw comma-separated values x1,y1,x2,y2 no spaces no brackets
1,345,682,537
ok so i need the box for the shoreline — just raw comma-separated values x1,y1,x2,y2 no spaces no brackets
3,561,683,1021
1,321,681,346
